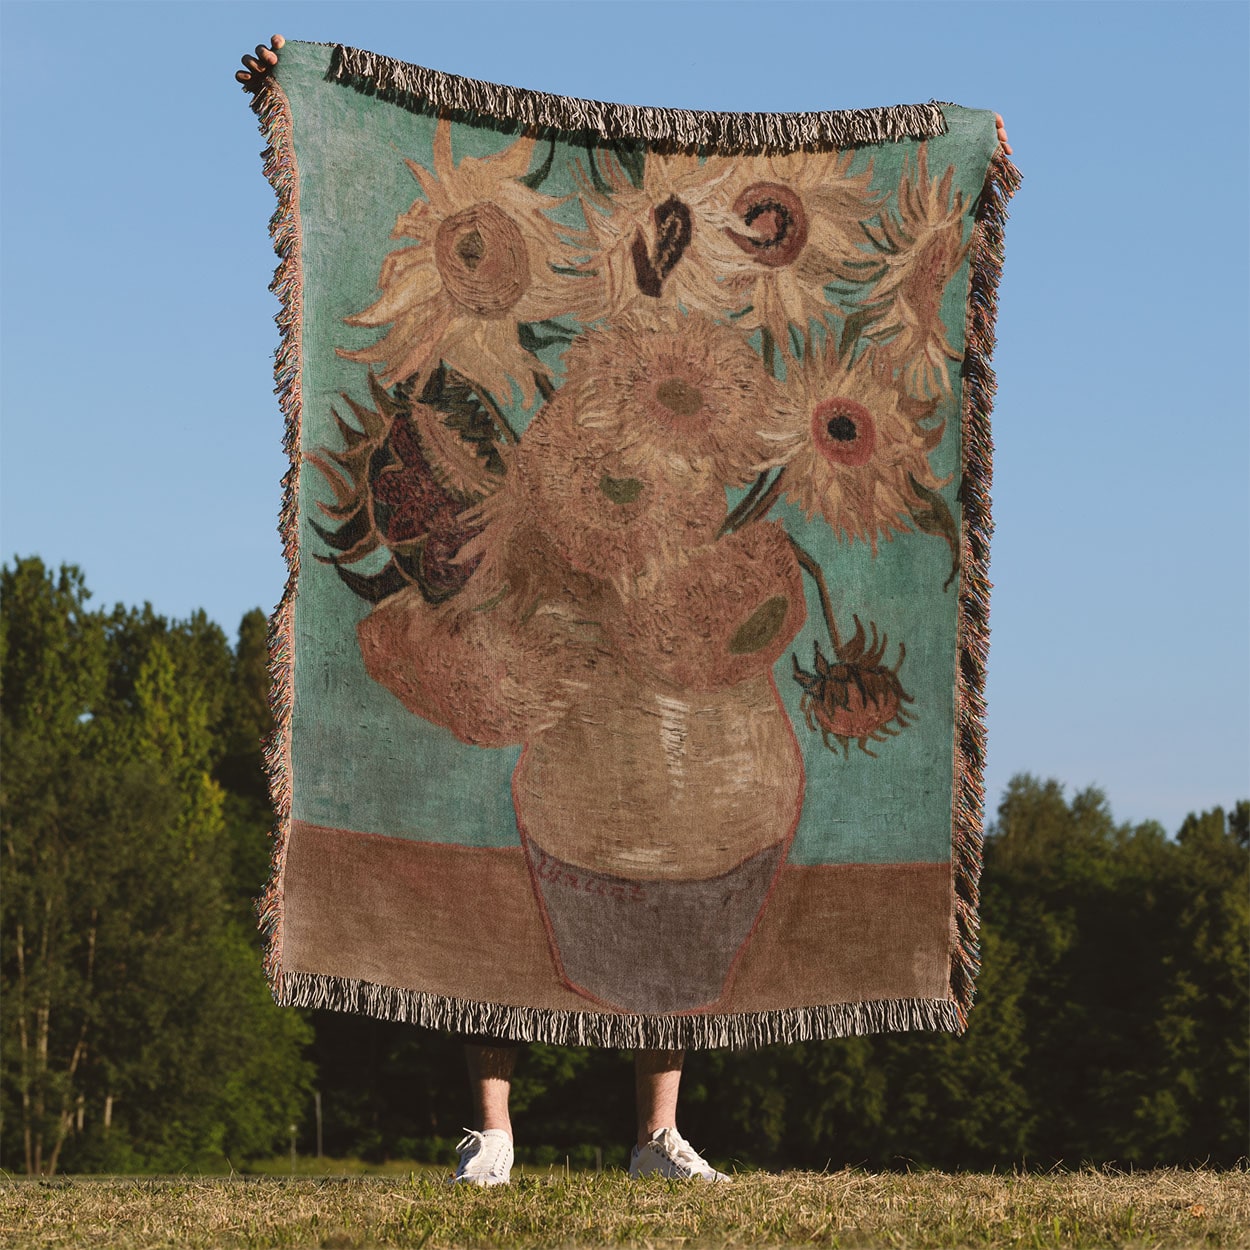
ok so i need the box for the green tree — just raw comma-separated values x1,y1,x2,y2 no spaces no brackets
980,776,1248,1166
0,559,312,1173
1,558,110,1173
682,777,1246,1171
215,608,277,925
1140,803,1249,1162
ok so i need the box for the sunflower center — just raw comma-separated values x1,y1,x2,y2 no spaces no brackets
455,229,486,270
812,398,876,467
726,182,809,268
632,196,693,297
435,203,531,317
656,378,704,417
599,474,644,506
729,596,790,656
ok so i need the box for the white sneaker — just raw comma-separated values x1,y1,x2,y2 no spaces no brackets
629,1127,729,1181
452,1128,513,1186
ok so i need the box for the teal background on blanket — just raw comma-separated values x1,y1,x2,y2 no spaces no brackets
277,40,997,865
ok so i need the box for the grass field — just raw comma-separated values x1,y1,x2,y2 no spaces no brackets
1,1166,1247,1249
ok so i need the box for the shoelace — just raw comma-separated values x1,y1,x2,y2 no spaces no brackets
658,1129,713,1176
456,1128,510,1177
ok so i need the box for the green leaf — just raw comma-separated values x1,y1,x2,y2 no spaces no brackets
519,320,578,354
838,310,875,361
906,473,960,590
577,137,612,194
417,366,505,477
520,138,557,191
607,139,646,188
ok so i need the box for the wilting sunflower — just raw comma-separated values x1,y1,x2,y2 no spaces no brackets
781,344,947,549
862,144,970,398
561,308,799,489
305,373,483,606
698,150,884,359
573,150,735,317
339,119,593,407
517,388,727,591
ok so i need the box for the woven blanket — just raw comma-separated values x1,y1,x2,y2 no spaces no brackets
250,41,1018,1048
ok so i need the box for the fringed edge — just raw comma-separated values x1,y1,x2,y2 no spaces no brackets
326,43,948,153
280,970,963,1049
951,149,1022,1028
250,78,304,1005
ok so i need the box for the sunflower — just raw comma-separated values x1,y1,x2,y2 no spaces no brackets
516,387,726,592
357,583,607,748
606,521,806,692
339,119,594,407
781,345,947,549
697,150,884,359
559,308,799,489
573,150,736,317
454,457,605,621
304,373,482,606
863,144,971,398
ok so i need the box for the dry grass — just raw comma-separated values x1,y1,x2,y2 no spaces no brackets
1,1167,1247,1249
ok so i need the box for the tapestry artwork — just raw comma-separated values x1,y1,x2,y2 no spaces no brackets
250,42,1019,1047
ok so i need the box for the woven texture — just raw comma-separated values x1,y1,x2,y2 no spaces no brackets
251,41,1019,1048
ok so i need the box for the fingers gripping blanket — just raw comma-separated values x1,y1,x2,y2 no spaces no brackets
249,41,1019,1048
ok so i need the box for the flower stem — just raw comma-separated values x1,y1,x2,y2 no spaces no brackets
718,470,770,537
788,535,842,654
761,327,777,377
721,468,787,536
533,371,555,402
475,385,520,445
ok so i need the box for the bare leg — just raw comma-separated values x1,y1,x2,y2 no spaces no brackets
635,1048,684,1147
464,1044,517,1138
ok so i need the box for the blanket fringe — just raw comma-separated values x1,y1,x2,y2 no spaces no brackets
281,969,962,1048
250,77,304,1003
951,149,1022,1027
326,43,947,153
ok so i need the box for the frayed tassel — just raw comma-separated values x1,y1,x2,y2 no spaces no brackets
249,77,305,1002
326,44,947,153
951,149,1021,1028
280,970,963,1049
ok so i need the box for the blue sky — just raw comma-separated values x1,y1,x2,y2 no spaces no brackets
2,1,1247,835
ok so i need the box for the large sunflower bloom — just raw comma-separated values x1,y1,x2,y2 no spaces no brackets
340,119,593,407
864,144,971,398
698,150,884,359
454,455,605,620
573,150,736,317
781,345,947,549
561,308,799,489
606,521,806,692
517,387,726,591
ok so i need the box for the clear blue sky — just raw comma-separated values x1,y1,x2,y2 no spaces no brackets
2,1,1247,835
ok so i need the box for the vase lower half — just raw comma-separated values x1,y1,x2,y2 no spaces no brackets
524,839,788,1013
514,671,804,1013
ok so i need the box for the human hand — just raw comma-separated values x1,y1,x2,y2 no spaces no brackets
995,113,1013,156
236,35,285,90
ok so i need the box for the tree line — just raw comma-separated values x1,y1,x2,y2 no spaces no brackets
2,557,1246,1174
